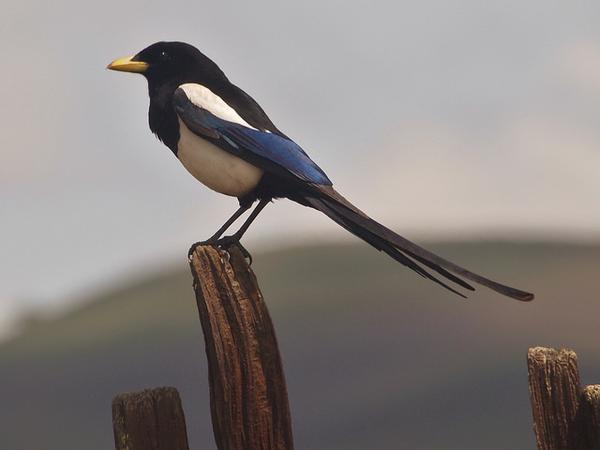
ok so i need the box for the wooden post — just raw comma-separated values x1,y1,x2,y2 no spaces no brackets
112,386,190,450
189,243,294,450
582,385,600,450
527,347,583,450
526,347,600,450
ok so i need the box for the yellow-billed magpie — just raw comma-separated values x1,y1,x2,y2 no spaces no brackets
108,41,534,301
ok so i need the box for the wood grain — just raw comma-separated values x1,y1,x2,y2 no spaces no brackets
582,384,600,450
189,243,294,450
112,386,190,450
527,347,582,450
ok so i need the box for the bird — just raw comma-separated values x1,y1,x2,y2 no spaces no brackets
107,41,534,301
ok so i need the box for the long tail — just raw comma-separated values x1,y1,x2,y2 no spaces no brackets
301,186,534,301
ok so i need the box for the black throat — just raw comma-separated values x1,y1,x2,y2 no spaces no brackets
148,80,182,155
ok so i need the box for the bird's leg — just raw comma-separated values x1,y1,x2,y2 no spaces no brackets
207,204,252,242
215,199,270,264
226,199,269,242
188,203,250,257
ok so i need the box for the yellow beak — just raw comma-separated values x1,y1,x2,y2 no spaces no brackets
107,55,149,73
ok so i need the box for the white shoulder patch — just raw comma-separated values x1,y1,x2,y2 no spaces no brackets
178,83,257,130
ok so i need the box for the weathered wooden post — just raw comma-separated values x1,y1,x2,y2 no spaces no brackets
527,347,582,450
582,385,600,450
527,347,600,450
111,244,293,450
112,386,190,450
189,243,294,450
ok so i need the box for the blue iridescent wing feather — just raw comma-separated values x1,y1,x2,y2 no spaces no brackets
173,88,332,186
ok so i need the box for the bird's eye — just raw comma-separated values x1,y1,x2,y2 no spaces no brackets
160,50,169,60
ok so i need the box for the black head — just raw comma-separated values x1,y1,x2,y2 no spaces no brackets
108,41,226,89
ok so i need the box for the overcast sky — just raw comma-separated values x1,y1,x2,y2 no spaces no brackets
1,0,600,332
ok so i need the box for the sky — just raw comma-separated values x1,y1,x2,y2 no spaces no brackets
1,0,600,333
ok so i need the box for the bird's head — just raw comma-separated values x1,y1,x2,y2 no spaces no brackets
107,41,225,89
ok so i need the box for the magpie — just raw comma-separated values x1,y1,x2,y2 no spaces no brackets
108,41,534,301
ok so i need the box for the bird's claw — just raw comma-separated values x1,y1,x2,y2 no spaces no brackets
188,236,252,265
188,239,217,259
215,236,253,266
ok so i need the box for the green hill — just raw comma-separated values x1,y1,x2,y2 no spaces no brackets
1,241,599,450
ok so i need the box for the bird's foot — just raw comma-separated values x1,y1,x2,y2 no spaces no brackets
188,236,252,265
188,239,217,259
215,235,253,265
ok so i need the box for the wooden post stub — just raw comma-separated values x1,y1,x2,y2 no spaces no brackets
112,386,190,450
582,385,600,450
189,244,294,450
527,347,583,450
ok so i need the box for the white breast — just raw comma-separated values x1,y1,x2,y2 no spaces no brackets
177,119,264,197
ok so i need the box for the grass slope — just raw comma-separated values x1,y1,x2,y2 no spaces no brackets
1,241,599,450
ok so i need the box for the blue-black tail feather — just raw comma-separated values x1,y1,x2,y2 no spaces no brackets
302,186,534,301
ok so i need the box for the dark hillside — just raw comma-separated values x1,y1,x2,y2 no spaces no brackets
1,241,599,450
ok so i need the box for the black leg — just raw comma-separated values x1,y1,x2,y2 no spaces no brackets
207,204,251,242
215,199,270,264
230,199,269,241
188,203,250,257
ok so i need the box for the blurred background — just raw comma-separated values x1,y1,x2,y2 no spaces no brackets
1,1,599,449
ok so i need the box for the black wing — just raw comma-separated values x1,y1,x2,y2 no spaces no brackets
173,87,332,186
